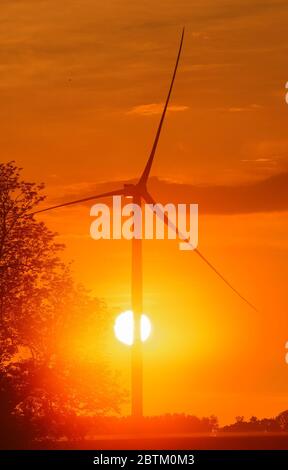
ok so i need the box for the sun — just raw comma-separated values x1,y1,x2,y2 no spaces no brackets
114,310,152,346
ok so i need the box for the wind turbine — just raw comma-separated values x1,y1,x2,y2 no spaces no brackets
31,28,256,420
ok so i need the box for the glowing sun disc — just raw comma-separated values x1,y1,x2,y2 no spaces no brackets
114,310,152,346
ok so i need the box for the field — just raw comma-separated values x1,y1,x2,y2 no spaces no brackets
33,433,288,450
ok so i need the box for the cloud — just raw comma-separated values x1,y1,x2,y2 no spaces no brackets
199,0,288,22
216,104,263,113
183,63,234,72
45,172,288,215
146,172,288,214
127,103,189,116
241,158,276,163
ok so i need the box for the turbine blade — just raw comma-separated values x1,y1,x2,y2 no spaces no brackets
192,249,257,312
138,28,185,186
143,191,257,311
30,188,125,215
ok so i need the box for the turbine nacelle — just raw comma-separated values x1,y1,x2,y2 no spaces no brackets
123,182,146,198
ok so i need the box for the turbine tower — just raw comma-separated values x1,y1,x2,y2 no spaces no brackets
30,28,256,420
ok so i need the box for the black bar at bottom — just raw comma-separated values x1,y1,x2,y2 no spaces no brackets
0,450,288,467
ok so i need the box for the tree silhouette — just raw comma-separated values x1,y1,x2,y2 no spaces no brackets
276,411,288,431
0,162,125,446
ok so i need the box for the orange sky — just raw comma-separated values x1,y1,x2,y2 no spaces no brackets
1,0,288,425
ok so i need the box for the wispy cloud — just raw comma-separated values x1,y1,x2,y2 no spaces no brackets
126,103,189,116
183,63,234,72
241,158,276,163
217,104,263,113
